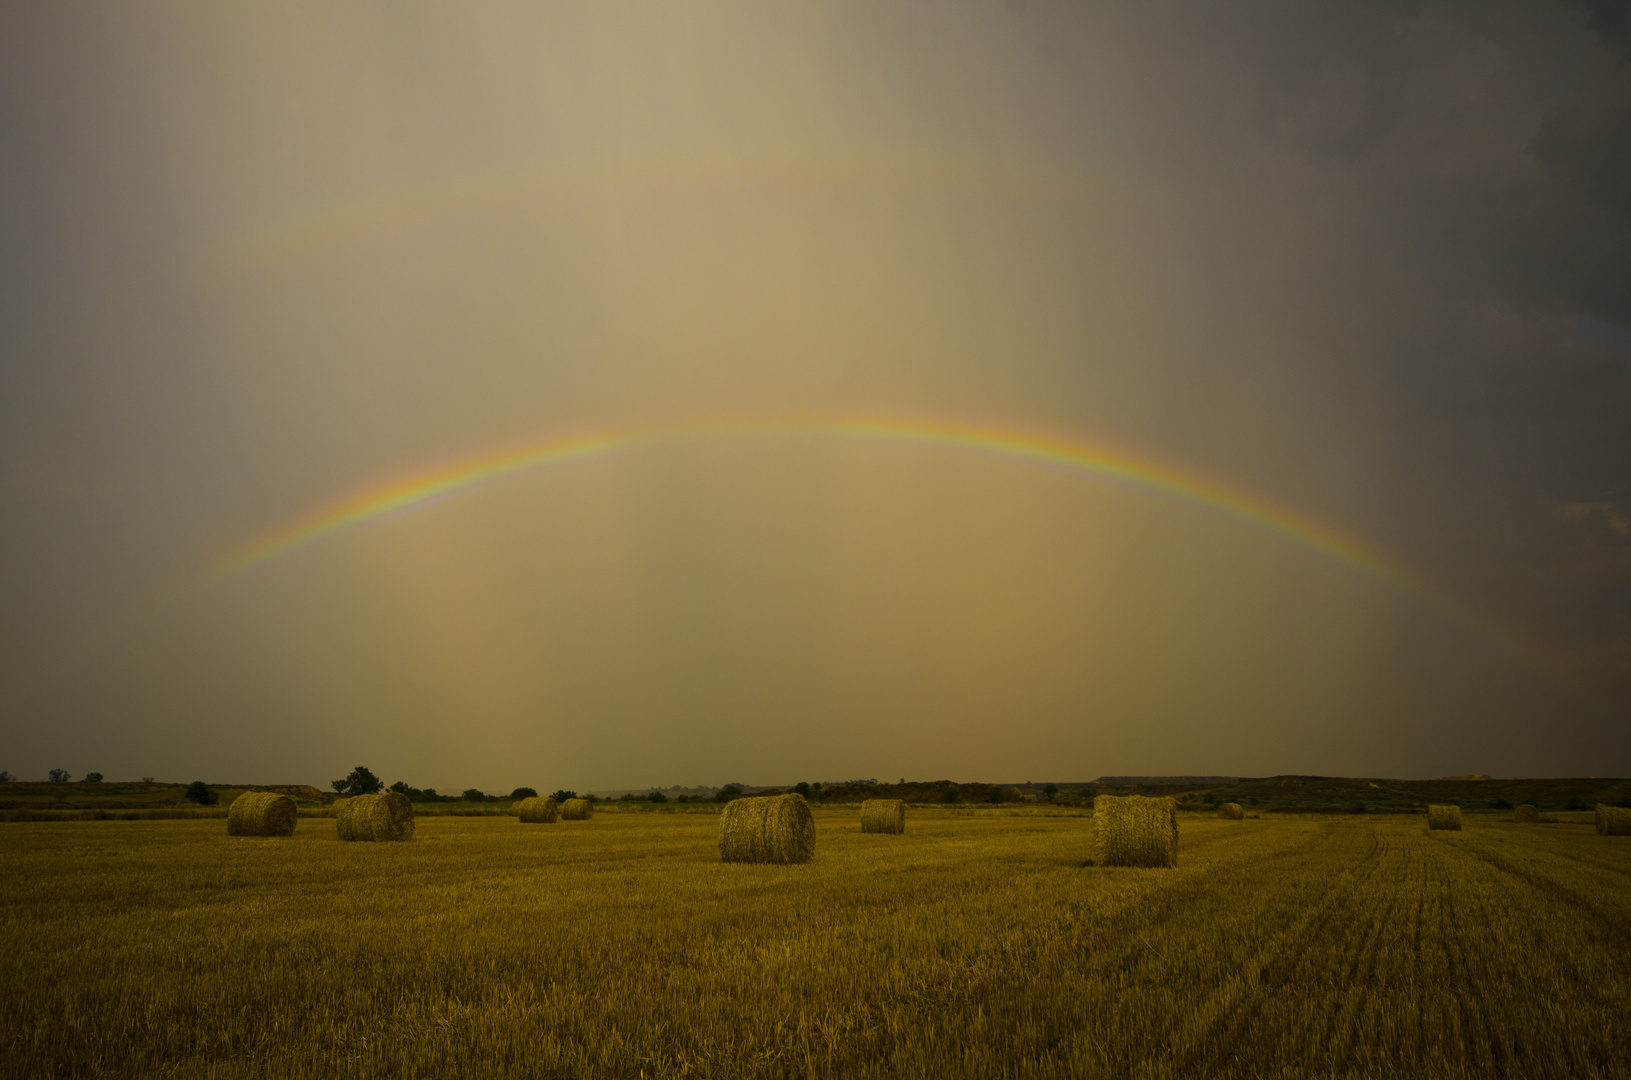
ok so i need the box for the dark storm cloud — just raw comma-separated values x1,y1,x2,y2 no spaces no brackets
1143,1,1631,698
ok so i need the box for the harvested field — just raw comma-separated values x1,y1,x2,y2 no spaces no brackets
4,812,1630,1079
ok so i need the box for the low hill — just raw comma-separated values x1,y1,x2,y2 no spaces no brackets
0,780,328,812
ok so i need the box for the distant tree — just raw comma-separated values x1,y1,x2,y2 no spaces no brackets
340,766,383,796
183,781,218,806
331,779,350,796
715,783,745,803
1564,797,1589,812
1488,798,1513,810
1043,784,1058,803
793,781,810,797
48,769,72,783
461,788,487,803
648,790,668,803
811,782,822,791
509,787,538,800
984,787,1005,803
141,777,154,784
0,770,15,783
84,772,104,783
1351,802,1367,814
550,790,577,803
586,793,600,803
942,786,960,803
389,781,411,794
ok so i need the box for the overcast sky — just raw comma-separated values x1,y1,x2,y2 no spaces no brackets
2,1,1628,791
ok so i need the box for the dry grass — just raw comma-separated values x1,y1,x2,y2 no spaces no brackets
1428,805,1463,831
560,798,593,821
226,792,297,837
337,793,415,842
517,796,559,824
1094,794,1178,867
1513,804,1540,823
1217,802,1245,820
860,799,905,834
1595,804,1631,836
719,794,815,864
6,813,1631,1078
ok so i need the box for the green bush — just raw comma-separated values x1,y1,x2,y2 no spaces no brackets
335,766,383,796
183,781,218,806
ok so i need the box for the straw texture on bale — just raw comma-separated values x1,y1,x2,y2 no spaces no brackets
719,794,815,864
336,792,415,841
1427,804,1462,831
1595,804,1631,836
560,798,593,820
1513,804,1539,823
227,792,298,837
1217,802,1245,820
1094,794,1178,868
335,795,366,840
860,799,905,834
518,796,560,823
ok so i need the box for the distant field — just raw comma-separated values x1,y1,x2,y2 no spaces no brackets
3,810,1630,1078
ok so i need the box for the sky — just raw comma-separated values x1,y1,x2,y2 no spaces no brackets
2,0,1628,792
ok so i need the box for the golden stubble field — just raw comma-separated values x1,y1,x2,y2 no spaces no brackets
3,809,1630,1079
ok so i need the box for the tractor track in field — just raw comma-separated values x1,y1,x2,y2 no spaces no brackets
1430,832,1631,955
1136,820,1385,1080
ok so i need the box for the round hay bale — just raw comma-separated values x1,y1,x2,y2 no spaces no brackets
560,798,593,820
1596,804,1631,836
1094,794,1178,867
1513,803,1539,823
1217,802,1245,820
366,791,414,841
518,796,560,823
860,799,905,834
720,794,815,864
1427,804,1462,831
336,792,414,841
335,794,373,840
227,791,298,837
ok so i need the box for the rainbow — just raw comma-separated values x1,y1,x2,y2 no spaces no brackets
208,410,1568,688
